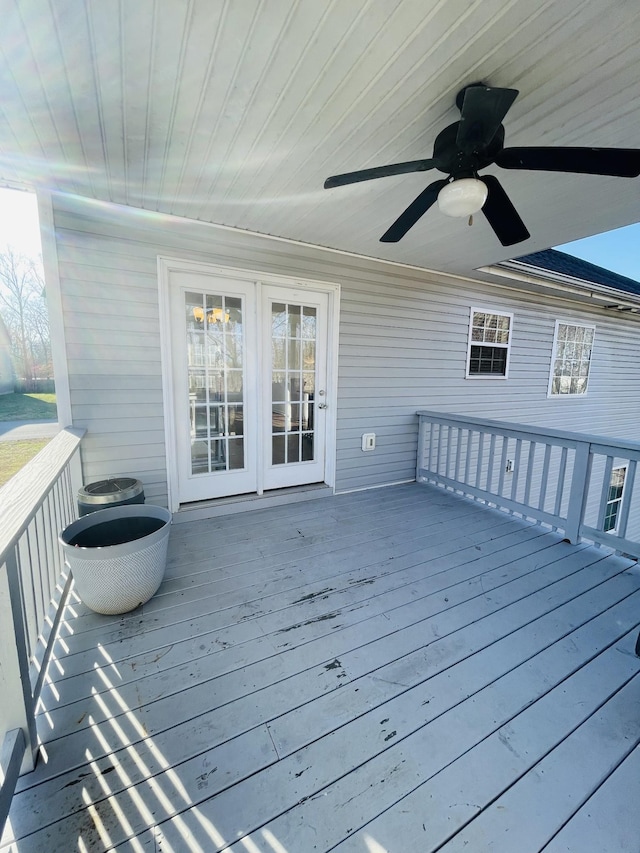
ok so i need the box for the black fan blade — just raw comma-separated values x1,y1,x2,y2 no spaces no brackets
456,86,519,154
380,179,448,242
497,147,640,177
324,159,435,189
480,175,530,247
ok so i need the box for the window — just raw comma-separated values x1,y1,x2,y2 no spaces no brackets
603,466,626,533
466,308,513,378
549,321,594,396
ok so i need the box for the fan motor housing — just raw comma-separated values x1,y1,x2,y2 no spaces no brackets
433,122,505,176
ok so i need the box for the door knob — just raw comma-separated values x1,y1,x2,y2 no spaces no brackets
318,403,328,409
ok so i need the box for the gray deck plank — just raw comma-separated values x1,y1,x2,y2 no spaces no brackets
8,578,639,849
439,673,640,853
43,530,544,708
151,628,640,853
543,745,640,853
9,582,639,851
49,496,501,649
40,521,548,715
2,483,639,853
33,537,615,776
41,509,525,689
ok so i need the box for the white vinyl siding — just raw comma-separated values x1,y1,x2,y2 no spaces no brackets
50,194,640,516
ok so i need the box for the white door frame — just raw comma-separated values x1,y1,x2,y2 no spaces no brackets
158,256,340,512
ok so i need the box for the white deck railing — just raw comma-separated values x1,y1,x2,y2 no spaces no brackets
417,410,640,558
0,427,84,833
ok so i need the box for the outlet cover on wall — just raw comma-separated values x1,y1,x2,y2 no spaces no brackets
362,433,376,451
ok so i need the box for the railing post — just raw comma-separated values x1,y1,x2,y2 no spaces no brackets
564,440,592,544
416,415,426,483
0,547,36,774
69,443,83,507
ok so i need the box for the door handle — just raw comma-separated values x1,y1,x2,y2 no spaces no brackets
318,403,328,409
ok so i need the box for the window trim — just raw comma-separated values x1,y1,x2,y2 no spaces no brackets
465,307,513,380
547,319,595,398
603,464,627,534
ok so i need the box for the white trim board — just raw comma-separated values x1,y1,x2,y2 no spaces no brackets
37,190,72,427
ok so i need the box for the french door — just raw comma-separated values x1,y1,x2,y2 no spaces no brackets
168,267,332,504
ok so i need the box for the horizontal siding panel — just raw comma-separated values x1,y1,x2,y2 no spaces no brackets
64,328,162,350
80,451,167,471
67,357,162,375
60,278,159,303
70,416,165,434
69,375,163,391
69,389,163,406
72,402,162,421
81,432,166,450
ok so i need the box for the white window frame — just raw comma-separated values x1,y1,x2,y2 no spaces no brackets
465,307,513,380
603,465,627,534
548,319,595,398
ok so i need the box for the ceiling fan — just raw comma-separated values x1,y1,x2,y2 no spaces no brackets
324,83,640,247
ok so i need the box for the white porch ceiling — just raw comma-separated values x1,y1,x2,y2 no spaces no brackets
1,0,639,276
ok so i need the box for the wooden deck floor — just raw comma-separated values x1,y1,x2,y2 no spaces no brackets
2,483,640,852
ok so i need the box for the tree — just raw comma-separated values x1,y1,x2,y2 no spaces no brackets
0,247,51,384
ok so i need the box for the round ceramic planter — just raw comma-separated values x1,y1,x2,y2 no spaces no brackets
59,504,172,615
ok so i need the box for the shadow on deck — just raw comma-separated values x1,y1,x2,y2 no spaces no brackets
2,483,640,852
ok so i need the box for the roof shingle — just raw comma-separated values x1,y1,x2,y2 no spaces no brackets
511,249,640,296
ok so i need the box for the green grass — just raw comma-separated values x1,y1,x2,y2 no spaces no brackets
0,393,57,421
0,439,51,487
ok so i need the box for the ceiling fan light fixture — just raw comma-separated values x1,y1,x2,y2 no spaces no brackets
437,177,488,218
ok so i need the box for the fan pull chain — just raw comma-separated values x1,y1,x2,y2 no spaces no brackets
468,214,474,226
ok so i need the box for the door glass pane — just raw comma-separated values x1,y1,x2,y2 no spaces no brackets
191,440,209,474
227,404,244,436
303,341,315,367
193,408,208,438
225,334,243,368
272,372,286,401
272,434,285,465
302,307,316,339
226,297,242,326
187,331,205,367
189,369,206,400
272,406,286,432
272,339,286,370
287,434,300,464
270,300,318,467
288,305,301,338
272,303,287,337
287,340,300,370
302,432,314,461
208,371,225,398
186,291,245,476
209,405,223,436
228,438,244,470
226,370,243,399
210,439,226,471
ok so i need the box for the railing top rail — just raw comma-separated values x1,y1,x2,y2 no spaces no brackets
0,427,85,566
417,410,640,455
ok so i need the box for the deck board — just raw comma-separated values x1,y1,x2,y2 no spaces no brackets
2,483,639,852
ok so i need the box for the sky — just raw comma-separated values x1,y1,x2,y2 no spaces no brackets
0,186,42,257
556,222,640,282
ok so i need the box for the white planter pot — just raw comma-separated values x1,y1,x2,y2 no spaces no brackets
59,504,172,615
